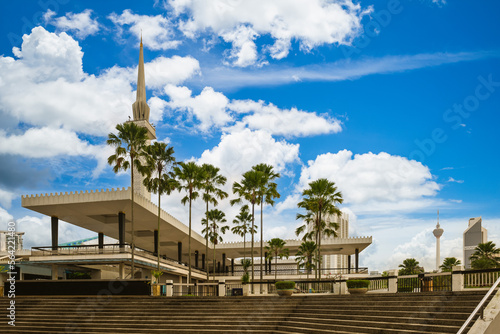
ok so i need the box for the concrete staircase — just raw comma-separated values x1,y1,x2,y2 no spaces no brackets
0,291,488,333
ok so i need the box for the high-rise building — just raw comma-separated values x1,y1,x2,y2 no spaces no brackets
463,217,487,269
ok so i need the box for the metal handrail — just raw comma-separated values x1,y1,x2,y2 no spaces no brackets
456,274,500,334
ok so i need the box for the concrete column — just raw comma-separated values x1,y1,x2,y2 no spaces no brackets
118,212,125,252
98,232,104,254
452,265,465,292
388,269,398,293
218,279,226,297
217,261,221,273
51,216,58,251
231,259,234,275
265,252,268,274
119,262,125,279
202,253,205,270
154,230,159,256
347,255,351,274
355,248,359,273
195,251,199,268
339,280,348,294
177,242,182,263
51,264,58,280
166,280,173,297
222,253,226,272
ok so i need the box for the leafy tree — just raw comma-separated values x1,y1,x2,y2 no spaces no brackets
439,257,461,272
470,241,500,269
201,209,229,282
231,204,257,260
295,241,317,279
174,161,202,285
398,258,424,276
252,163,280,291
265,238,290,280
296,178,342,280
230,169,262,293
107,122,148,276
199,163,227,281
240,258,252,284
139,142,177,271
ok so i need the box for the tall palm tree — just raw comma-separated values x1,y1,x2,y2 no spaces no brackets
199,164,227,281
470,241,500,269
252,163,280,293
201,209,229,282
231,205,256,260
230,169,262,294
297,178,342,280
295,241,317,279
265,238,289,280
174,161,202,285
439,257,461,272
398,258,424,276
139,142,177,271
107,122,148,277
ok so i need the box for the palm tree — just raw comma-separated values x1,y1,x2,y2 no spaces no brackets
439,257,461,272
230,169,262,294
295,241,317,279
398,258,424,276
201,209,229,282
107,122,148,277
139,142,177,271
296,178,342,280
231,204,256,260
199,163,228,281
174,161,202,285
252,163,280,293
470,242,500,269
265,238,289,280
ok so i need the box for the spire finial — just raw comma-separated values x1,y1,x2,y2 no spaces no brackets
132,33,149,121
437,209,440,228
140,29,143,47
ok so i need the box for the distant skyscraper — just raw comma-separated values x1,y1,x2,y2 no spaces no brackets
463,217,488,269
433,210,444,271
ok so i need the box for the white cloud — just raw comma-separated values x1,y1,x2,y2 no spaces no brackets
0,190,16,210
228,99,342,137
169,0,372,66
145,55,201,89
447,177,464,184
164,84,232,132
45,9,100,39
294,150,440,214
108,10,180,50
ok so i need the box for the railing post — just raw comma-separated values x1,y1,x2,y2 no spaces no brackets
452,265,464,291
218,279,226,297
388,269,398,293
166,280,173,297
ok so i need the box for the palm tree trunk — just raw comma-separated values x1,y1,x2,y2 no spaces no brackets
157,191,160,271
213,222,216,283
130,155,135,278
318,209,322,281
243,233,246,260
275,255,277,281
205,201,209,281
260,200,263,294
251,202,255,294
188,196,192,287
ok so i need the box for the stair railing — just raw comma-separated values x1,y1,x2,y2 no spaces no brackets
456,274,500,334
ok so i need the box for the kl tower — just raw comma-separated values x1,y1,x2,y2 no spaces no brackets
433,210,444,271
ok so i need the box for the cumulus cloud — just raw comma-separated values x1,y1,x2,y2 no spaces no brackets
163,85,342,136
0,189,16,209
108,9,181,50
44,9,100,39
228,99,342,137
293,150,440,214
169,0,372,66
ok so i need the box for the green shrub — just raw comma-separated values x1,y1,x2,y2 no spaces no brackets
241,272,250,284
275,281,295,290
346,280,370,289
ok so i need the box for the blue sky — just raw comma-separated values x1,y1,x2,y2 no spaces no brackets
0,0,499,272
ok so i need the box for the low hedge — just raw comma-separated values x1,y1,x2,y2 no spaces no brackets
275,281,295,290
346,280,370,289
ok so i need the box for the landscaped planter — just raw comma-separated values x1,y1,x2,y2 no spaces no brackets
346,280,370,295
151,284,161,296
347,287,368,295
275,281,295,296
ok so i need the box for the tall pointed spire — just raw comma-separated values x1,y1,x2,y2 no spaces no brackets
132,35,150,121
